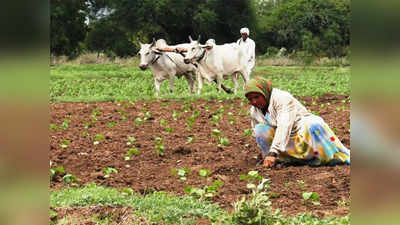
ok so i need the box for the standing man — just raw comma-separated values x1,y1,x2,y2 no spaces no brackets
237,27,256,76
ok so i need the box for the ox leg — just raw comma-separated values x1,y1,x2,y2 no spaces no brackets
196,71,203,94
154,78,161,97
216,75,223,92
169,74,175,93
185,73,196,94
232,73,239,94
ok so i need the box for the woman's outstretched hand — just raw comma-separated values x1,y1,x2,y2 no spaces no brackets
263,156,276,168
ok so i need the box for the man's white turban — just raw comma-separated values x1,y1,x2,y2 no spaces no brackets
240,27,250,35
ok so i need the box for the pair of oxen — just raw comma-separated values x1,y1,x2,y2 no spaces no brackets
138,36,251,96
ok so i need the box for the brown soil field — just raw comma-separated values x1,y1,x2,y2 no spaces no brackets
50,93,350,218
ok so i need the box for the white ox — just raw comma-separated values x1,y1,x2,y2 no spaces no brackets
138,39,197,97
183,36,250,94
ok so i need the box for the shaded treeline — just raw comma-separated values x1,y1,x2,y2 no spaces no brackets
50,0,350,59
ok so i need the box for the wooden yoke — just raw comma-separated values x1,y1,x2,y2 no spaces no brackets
156,47,187,53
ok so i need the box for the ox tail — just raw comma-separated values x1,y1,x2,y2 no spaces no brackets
212,80,233,94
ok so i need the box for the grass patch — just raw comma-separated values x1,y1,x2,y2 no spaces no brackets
50,64,349,102
51,183,224,225
50,183,349,225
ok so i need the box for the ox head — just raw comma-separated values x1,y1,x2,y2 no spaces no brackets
138,38,162,70
183,35,209,64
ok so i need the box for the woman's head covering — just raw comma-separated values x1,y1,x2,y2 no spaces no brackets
244,76,273,102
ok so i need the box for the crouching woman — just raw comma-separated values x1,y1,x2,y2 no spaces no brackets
245,77,350,168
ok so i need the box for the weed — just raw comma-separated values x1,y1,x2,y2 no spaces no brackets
126,136,136,146
297,179,307,189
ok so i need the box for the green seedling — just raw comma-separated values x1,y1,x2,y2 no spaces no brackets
228,112,234,116
60,139,71,148
61,119,70,129
134,117,143,125
50,166,66,180
154,137,164,156
240,171,270,191
171,168,190,181
205,106,210,111
126,136,136,146
212,115,220,123
62,174,79,185
103,167,118,178
50,123,58,131
172,110,179,120
184,179,224,199
219,137,229,146
92,109,100,117
160,119,167,127
93,133,105,145
144,111,152,120
165,127,174,133
212,129,221,137
244,129,252,137
125,148,139,160
302,191,320,205
82,131,89,137
186,136,194,144
199,169,211,177
228,117,236,125
297,180,307,188
84,121,92,129
107,121,117,127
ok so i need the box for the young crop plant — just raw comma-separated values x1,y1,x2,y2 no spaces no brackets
172,110,179,120
134,117,144,126
154,137,165,156
117,109,127,121
232,172,273,224
171,168,191,181
165,127,175,133
62,174,80,186
228,117,236,125
199,169,211,178
93,133,106,145
240,171,271,191
50,123,58,131
107,121,117,128
186,136,195,144
61,119,70,130
160,119,167,127
60,139,71,148
184,180,224,199
212,115,220,124
302,191,320,206
103,167,118,178
126,136,136,146
124,148,139,160
50,165,66,180
84,121,92,129
297,180,307,189
219,137,229,147
144,111,152,120
243,129,252,137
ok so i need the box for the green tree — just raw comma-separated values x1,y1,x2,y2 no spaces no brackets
50,0,88,58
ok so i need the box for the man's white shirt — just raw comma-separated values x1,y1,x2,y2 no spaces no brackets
237,37,256,74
